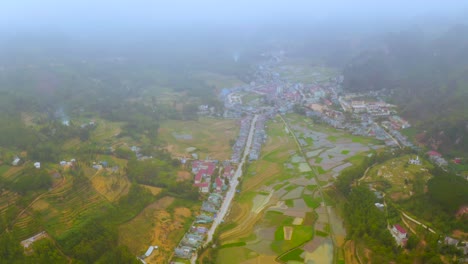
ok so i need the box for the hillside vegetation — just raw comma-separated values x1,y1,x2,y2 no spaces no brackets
343,25,468,156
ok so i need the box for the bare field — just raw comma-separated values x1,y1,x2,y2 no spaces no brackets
159,118,239,160
343,240,360,264
91,171,131,202
140,184,163,196
119,196,193,264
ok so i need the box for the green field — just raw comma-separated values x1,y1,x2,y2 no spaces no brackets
364,155,434,200
271,225,314,254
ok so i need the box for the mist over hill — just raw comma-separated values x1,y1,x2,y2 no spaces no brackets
342,24,468,156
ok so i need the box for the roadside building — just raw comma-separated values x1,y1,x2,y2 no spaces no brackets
391,224,408,247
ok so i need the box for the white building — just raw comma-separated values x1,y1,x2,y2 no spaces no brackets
12,157,21,166
409,156,421,165
34,162,41,169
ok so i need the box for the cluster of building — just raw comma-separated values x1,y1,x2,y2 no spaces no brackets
341,99,396,116
59,158,76,167
11,156,41,169
192,160,217,193
427,150,448,167
231,116,253,163
249,114,267,161
174,162,234,259
192,160,234,194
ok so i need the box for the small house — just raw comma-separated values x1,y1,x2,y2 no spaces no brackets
215,177,223,192
391,224,408,247
12,157,21,166
194,182,209,193
409,156,421,165
34,162,41,169
375,203,385,209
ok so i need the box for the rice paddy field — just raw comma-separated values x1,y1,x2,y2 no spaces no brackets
214,113,380,264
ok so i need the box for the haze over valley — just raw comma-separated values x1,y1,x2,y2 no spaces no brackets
0,1,467,263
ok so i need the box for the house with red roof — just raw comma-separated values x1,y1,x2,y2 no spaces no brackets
215,177,223,192
427,150,442,158
391,224,408,247
194,182,210,193
194,171,203,184
223,165,234,178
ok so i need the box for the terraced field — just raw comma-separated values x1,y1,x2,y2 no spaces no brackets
39,176,110,237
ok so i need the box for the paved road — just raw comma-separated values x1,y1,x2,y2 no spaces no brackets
400,210,436,234
191,114,258,263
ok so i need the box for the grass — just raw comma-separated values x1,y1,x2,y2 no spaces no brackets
341,150,350,155
264,211,294,227
315,157,323,164
219,241,247,249
303,196,321,209
279,248,304,262
303,212,317,225
346,154,367,165
0,165,10,176
365,155,434,200
285,199,294,207
271,225,314,254
316,166,326,174
400,127,418,141
273,182,289,191
216,247,257,264
159,117,239,160
242,93,263,104
39,175,110,238
316,230,329,237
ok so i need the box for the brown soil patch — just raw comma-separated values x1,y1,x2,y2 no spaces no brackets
152,196,175,210
174,207,191,218
177,171,191,181
283,226,293,240
389,192,409,201
452,229,468,240
241,255,277,264
304,236,326,252
3,166,23,179
343,240,360,264
91,173,130,202
119,196,192,264
243,161,281,192
31,200,49,211
140,184,163,196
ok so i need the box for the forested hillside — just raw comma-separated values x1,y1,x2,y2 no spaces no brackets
343,25,468,156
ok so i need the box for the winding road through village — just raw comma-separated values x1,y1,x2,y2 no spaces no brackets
191,114,258,263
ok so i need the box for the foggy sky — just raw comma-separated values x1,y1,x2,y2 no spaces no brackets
1,0,468,34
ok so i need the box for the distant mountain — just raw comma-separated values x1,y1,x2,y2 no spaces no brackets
343,25,468,156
